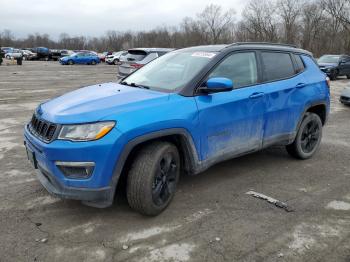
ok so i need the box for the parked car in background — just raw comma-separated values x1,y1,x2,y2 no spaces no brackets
59,52,100,65
340,87,350,105
117,48,174,78
32,47,51,60
106,51,127,65
1,47,14,54
318,54,350,80
22,50,37,60
24,43,329,215
5,49,23,59
60,50,74,58
98,54,105,62
50,49,62,61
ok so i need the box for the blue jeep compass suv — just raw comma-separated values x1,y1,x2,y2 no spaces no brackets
24,43,330,215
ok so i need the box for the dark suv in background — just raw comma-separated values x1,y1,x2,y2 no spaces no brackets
117,48,174,78
318,54,350,80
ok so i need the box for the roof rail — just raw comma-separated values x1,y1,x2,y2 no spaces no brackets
227,42,298,48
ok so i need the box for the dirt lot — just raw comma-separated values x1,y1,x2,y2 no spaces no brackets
0,61,349,262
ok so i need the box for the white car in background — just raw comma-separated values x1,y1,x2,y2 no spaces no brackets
22,50,37,60
340,87,350,106
106,51,127,65
5,49,23,59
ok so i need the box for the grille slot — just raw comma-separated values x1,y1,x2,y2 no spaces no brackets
29,114,57,142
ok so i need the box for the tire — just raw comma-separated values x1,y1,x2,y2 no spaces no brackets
91,60,97,65
68,60,74,65
347,75,350,79
6,55,10,59
286,113,323,160
329,71,337,80
113,59,119,65
127,141,180,216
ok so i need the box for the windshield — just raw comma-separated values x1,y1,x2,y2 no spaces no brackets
318,55,340,64
121,51,217,92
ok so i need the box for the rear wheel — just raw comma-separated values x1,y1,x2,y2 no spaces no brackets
127,141,180,216
286,113,323,159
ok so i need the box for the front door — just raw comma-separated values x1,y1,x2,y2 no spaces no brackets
195,52,266,161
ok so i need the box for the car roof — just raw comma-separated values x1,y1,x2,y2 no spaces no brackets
177,43,312,56
128,48,175,52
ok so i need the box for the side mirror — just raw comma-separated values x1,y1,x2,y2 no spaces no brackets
339,59,347,65
199,77,233,94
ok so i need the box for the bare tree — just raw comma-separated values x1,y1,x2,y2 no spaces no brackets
241,0,279,42
277,0,302,44
196,4,236,44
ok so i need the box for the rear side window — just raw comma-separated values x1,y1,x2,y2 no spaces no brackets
294,54,305,72
261,52,295,82
209,52,258,88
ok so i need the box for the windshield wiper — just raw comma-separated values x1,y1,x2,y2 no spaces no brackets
120,81,150,89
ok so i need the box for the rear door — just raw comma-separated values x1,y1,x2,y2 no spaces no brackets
258,51,306,146
195,51,266,160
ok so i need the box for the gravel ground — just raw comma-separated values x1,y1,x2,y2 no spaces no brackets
0,61,349,262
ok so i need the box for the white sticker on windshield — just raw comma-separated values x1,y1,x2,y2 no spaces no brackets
191,52,216,59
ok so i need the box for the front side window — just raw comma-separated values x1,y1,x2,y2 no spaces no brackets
261,52,295,82
208,52,258,88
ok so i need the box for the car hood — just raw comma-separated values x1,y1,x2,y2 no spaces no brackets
318,62,337,68
39,82,169,124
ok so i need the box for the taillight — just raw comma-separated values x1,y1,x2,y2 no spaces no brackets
131,63,143,69
326,77,330,89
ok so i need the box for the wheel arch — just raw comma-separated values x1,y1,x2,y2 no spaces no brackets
108,128,200,202
290,102,328,144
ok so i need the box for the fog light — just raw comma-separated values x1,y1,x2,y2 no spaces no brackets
55,161,95,179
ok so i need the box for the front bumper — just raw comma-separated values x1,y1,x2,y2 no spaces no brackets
24,124,123,207
320,68,334,76
340,95,350,105
36,162,112,207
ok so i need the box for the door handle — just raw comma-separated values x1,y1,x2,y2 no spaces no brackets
249,92,265,99
295,83,306,89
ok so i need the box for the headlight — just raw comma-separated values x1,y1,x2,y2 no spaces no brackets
58,121,115,141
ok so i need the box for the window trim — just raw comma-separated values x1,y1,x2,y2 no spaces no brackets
291,53,306,74
194,50,261,95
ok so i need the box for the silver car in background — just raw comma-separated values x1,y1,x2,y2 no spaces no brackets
5,49,23,59
117,48,174,78
106,51,127,65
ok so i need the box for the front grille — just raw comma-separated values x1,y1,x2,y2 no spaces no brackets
28,114,57,142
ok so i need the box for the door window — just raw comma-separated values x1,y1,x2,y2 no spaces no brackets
208,52,258,88
261,52,295,82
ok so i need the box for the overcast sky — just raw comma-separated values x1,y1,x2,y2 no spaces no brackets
0,0,245,39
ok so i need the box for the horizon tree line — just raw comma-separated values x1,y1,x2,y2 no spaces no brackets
1,0,350,57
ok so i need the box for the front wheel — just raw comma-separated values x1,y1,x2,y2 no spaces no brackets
329,71,338,80
91,60,97,65
286,113,323,159
127,141,180,216
113,59,119,65
68,60,74,65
